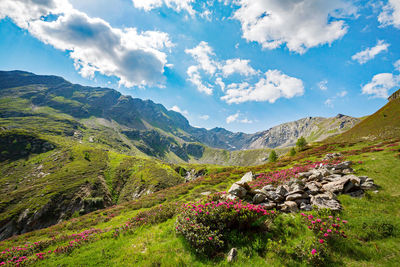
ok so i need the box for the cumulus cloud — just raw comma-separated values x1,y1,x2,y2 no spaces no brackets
378,0,400,28
318,80,328,90
0,0,173,87
324,98,334,108
226,112,239,123
351,40,390,64
394,59,400,72
170,105,189,116
362,73,400,98
186,66,213,95
221,70,304,104
232,0,357,54
221,58,257,77
185,42,259,95
324,90,348,108
337,90,348,97
132,0,195,15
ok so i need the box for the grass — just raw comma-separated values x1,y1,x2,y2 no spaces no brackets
0,139,399,266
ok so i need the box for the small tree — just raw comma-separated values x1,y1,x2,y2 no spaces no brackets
296,136,307,151
290,147,296,156
269,150,278,162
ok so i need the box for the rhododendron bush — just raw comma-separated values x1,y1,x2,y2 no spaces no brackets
175,195,276,256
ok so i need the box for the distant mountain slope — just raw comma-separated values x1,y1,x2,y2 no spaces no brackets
245,114,360,149
329,96,400,142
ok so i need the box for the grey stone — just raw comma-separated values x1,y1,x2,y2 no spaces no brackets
275,185,288,196
253,193,266,204
311,194,342,211
322,176,351,194
344,175,361,186
286,193,308,201
236,172,253,186
300,203,313,211
262,185,275,191
265,191,284,202
288,183,305,195
305,183,320,195
200,191,212,196
294,198,310,205
227,248,238,262
298,171,313,178
254,189,267,195
346,190,364,198
282,201,299,213
259,202,276,210
361,182,377,190
228,184,247,198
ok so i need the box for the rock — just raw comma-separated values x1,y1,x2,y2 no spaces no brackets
319,168,331,177
281,201,299,213
224,194,239,201
262,185,275,191
322,177,351,194
265,191,284,202
324,174,343,182
294,198,310,205
311,194,342,211
288,183,305,195
300,203,313,211
236,172,253,186
344,175,361,186
342,168,354,174
254,189,266,195
361,182,377,190
286,193,308,201
307,172,322,181
200,191,212,196
253,194,266,204
346,190,364,198
228,184,247,198
343,181,355,194
298,171,313,178
335,161,352,170
275,185,288,196
305,183,320,195
259,202,276,210
227,248,238,262
324,153,342,160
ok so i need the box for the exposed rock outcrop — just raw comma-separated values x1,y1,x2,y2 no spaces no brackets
226,157,378,212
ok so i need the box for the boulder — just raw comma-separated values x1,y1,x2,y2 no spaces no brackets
262,185,275,191
343,175,361,186
281,201,299,213
227,248,238,262
286,193,308,201
265,191,284,202
259,202,276,210
228,184,247,198
294,198,310,205
361,182,377,190
275,185,288,196
298,171,313,178
253,194,266,204
300,203,313,211
288,183,305,195
305,183,320,195
236,172,253,186
322,177,351,194
311,194,342,211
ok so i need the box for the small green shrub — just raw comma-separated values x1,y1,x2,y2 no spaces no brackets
84,152,90,161
269,150,278,162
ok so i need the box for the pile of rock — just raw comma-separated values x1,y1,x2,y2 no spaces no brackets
227,159,377,213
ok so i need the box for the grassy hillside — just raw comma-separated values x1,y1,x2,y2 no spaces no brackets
0,139,399,266
329,98,400,142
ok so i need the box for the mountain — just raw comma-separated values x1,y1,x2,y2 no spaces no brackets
0,70,359,162
328,91,400,142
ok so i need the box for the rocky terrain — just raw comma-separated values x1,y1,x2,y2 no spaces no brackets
227,154,378,213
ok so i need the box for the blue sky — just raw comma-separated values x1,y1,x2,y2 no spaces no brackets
1,0,400,133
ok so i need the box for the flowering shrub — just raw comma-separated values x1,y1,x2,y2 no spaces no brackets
175,196,275,256
249,160,342,189
300,213,348,264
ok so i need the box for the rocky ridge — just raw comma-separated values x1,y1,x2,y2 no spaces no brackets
226,154,378,212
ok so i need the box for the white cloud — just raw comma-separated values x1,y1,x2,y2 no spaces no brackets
324,98,334,108
318,80,328,90
170,105,189,116
185,42,258,95
240,118,253,124
185,41,218,75
337,90,348,97
1,0,173,88
362,73,400,98
226,112,239,123
351,40,390,64
221,70,304,104
378,0,400,28
215,77,225,91
186,66,213,95
232,0,357,54
394,59,400,72
132,0,195,15
221,58,257,77
199,114,210,120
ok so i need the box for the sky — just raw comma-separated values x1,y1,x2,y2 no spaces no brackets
0,0,400,133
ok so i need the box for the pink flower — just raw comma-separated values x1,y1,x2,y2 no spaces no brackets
311,249,317,255
319,239,324,244
186,218,190,221
208,237,213,240
324,233,329,237
327,229,332,233
342,220,348,224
